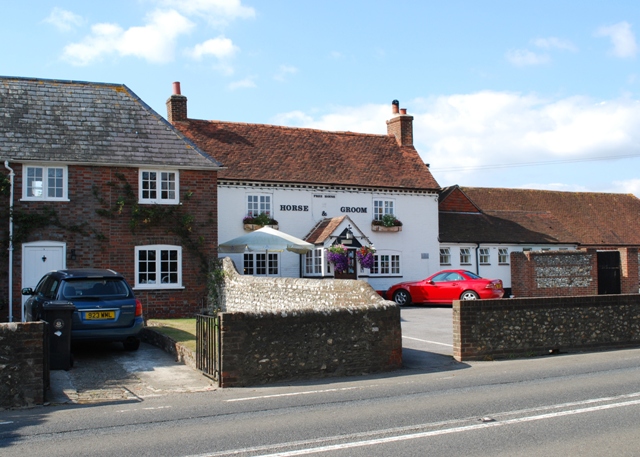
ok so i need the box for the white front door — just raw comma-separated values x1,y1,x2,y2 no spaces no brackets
22,241,66,321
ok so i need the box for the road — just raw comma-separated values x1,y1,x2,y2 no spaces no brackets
2,306,640,456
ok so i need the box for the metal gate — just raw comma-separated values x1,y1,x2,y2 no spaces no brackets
597,251,621,295
196,314,221,385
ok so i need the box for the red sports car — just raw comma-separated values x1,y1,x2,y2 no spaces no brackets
386,269,504,305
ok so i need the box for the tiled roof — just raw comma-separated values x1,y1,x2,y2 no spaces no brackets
0,76,220,169
440,186,640,247
304,216,346,244
173,119,440,190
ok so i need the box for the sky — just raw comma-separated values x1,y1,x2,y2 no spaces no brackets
3,1,640,196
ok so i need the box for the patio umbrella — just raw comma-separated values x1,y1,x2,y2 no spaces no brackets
218,226,314,254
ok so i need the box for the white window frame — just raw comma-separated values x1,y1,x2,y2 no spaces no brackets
440,248,451,265
479,248,490,265
244,252,279,276
498,248,509,264
370,252,401,276
22,164,69,201
460,247,471,265
139,169,179,205
373,198,395,221
305,248,323,276
134,245,183,289
247,193,273,217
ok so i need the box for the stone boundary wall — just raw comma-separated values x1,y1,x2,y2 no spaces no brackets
219,306,402,387
453,295,640,361
216,258,402,387
0,322,45,409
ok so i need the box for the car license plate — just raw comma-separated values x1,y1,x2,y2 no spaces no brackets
85,311,115,320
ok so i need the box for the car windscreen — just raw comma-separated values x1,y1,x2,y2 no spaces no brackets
61,279,130,299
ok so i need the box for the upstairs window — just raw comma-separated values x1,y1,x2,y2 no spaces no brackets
373,199,395,221
440,248,451,265
247,194,272,217
139,170,179,204
460,248,471,264
23,165,68,201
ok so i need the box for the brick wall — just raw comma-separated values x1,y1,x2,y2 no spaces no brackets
215,258,402,387
1,165,218,320
453,295,640,361
0,322,45,409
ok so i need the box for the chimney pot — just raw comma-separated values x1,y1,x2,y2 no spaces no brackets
392,99,399,114
400,108,407,115
172,81,181,95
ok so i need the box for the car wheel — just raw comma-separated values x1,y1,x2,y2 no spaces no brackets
123,337,140,351
393,290,412,306
460,290,479,300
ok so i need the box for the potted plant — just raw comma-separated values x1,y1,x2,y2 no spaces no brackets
356,245,376,270
243,212,279,231
371,214,403,232
327,244,348,274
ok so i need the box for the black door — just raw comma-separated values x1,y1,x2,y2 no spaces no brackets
597,251,621,295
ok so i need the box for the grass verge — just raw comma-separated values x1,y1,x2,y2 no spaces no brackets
146,318,197,352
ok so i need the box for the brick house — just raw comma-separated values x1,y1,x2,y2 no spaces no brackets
439,185,640,296
167,83,441,292
0,77,222,322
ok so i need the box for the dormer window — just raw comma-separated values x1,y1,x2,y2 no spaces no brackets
139,169,179,204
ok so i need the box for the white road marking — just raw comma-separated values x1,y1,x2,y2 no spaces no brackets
253,398,640,456
403,336,453,347
225,386,373,402
189,392,640,457
116,405,172,413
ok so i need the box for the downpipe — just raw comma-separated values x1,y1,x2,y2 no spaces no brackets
4,161,14,322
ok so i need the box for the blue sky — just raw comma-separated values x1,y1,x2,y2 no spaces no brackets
3,1,640,195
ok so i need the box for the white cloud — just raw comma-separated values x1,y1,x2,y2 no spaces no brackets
611,178,640,195
155,0,255,26
506,49,550,66
43,7,85,32
274,65,298,82
532,37,577,52
228,77,257,90
62,9,194,65
274,92,640,193
187,36,238,59
596,21,638,58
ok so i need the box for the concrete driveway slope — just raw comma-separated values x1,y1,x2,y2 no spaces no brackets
48,342,216,405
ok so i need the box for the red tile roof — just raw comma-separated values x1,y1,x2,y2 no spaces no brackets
173,120,440,190
448,186,640,247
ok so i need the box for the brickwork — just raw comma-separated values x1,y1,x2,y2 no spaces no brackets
1,165,218,320
216,258,402,387
386,114,414,147
453,295,640,361
0,322,45,409
166,94,187,123
511,248,638,298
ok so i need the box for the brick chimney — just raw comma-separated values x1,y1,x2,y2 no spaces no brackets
166,81,187,123
386,99,413,147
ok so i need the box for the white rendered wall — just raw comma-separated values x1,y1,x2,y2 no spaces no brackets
218,184,440,291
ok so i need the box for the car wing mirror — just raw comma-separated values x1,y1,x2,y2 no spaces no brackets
21,287,34,295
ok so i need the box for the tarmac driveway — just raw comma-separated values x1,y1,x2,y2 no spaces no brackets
48,341,216,405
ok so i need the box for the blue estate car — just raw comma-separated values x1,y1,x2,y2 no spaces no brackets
23,269,144,351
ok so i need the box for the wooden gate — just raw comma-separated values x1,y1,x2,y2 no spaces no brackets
597,251,621,295
196,314,221,385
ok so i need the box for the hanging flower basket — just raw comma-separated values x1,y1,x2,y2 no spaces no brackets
356,245,376,270
327,244,348,274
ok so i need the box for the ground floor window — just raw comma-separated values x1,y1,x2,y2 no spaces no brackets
440,248,451,265
244,252,279,276
370,253,401,275
499,248,509,264
305,248,323,275
135,245,182,288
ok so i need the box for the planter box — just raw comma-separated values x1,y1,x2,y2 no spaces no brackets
244,223,279,231
371,224,402,232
